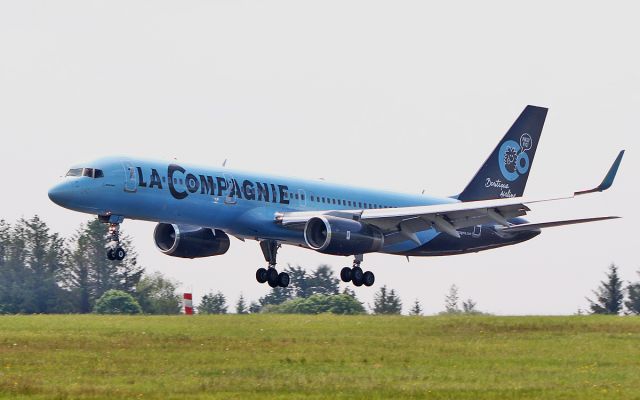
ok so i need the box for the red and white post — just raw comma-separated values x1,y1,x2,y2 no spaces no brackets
183,293,194,315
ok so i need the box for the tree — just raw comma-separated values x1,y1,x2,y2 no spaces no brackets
199,291,228,314
588,264,624,315
409,299,423,316
444,284,460,314
625,270,640,315
135,272,182,314
94,290,142,314
462,299,477,313
236,293,248,314
306,265,340,296
65,219,144,313
0,216,69,314
258,286,292,308
373,285,402,314
248,301,261,314
265,294,365,315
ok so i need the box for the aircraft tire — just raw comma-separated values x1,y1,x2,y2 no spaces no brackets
256,268,268,283
267,268,279,287
363,271,375,287
340,267,352,282
352,274,364,287
106,249,115,261
351,267,364,283
115,248,126,261
278,272,290,287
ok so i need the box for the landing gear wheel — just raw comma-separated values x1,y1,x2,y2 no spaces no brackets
267,268,279,287
363,271,375,287
106,249,115,261
340,267,352,282
277,272,290,288
352,273,364,287
115,248,126,261
351,266,364,283
256,268,268,283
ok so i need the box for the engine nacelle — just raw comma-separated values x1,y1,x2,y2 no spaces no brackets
153,223,230,258
303,216,384,256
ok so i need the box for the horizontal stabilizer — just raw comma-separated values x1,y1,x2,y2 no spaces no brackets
499,216,620,233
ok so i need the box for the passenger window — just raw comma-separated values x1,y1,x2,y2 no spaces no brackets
301,195,305,200
311,196,314,201
332,199,336,204
295,194,299,200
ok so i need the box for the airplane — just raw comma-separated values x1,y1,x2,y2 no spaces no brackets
48,105,624,289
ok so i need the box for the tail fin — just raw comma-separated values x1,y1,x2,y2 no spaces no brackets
457,105,548,202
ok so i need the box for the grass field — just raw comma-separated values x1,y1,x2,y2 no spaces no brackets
0,315,639,399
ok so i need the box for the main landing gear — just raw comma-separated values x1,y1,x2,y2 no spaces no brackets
99,216,127,261
255,240,289,288
340,255,375,287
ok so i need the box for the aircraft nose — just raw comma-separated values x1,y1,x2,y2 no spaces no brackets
48,182,73,206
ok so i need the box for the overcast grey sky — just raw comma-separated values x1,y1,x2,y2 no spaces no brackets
1,0,638,314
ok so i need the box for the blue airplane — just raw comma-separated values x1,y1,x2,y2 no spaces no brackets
48,106,624,288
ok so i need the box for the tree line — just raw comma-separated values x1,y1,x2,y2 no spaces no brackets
0,216,181,314
1,216,639,316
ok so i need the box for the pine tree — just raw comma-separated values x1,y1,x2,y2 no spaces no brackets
462,298,477,313
625,269,640,315
199,291,228,314
444,284,460,314
236,293,248,314
373,285,402,314
409,299,423,316
65,219,144,313
248,301,261,313
0,217,69,313
307,265,339,296
588,264,624,315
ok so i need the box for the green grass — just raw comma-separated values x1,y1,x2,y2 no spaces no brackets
0,315,639,399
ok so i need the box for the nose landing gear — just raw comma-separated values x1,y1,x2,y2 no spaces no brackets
100,216,127,261
255,240,289,288
340,255,375,287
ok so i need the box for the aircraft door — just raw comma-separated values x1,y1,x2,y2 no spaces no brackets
123,162,137,193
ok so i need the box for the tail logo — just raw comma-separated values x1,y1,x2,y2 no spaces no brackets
498,133,532,181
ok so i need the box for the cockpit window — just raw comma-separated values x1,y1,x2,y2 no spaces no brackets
66,168,82,177
66,168,104,178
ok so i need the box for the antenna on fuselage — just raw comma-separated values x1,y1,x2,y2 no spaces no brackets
222,159,228,167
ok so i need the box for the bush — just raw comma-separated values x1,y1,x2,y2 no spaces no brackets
264,294,365,315
94,290,142,315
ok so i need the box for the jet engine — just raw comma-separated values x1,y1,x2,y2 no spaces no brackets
303,216,384,256
153,223,230,258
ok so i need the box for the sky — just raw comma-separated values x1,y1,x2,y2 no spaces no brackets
0,0,638,315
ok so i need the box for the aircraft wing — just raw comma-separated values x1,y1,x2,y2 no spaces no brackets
276,150,624,245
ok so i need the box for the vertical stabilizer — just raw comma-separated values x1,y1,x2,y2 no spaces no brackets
457,105,548,201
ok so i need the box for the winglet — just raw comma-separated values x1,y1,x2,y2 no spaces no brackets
575,150,625,195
